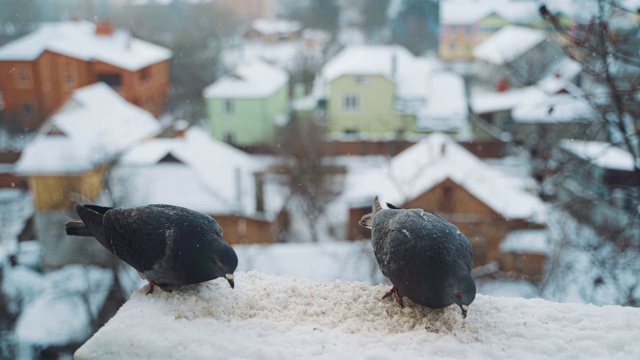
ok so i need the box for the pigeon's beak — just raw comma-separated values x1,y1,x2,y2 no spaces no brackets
459,304,469,319
225,273,235,289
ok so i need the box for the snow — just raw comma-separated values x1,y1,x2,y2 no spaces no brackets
248,18,301,36
0,20,172,71
15,83,161,174
0,189,33,245
440,0,540,25
343,133,547,223
473,25,548,65
203,59,289,99
559,139,636,171
470,86,547,114
75,271,640,360
416,71,469,132
499,229,550,254
115,127,282,218
512,93,594,124
320,45,434,99
221,37,325,75
15,265,114,347
234,241,384,284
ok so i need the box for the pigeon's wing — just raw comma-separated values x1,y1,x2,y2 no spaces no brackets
101,207,171,272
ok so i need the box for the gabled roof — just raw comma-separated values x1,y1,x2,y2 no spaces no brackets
440,0,540,25
470,86,547,114
559,139,636,171
345,133,546,222
0,20,172,71
116,127,283,218
16,83,161,174
473,25,548,65
319,45,432,99
512,93,594,124
203,59,289,99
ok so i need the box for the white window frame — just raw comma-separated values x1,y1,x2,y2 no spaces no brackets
344,95,359,112
223,99,235,115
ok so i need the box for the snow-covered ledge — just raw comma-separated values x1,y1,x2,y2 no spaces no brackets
76,272,640,359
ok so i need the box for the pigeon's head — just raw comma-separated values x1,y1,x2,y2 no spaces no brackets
453,275,476,319
214,244,238,289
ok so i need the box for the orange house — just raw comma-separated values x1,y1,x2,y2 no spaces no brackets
0,20,172,131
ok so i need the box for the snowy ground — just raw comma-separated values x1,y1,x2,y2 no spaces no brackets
76,272,640,360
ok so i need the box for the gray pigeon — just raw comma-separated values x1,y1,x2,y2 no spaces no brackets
359,197,476,318
66,204,238,293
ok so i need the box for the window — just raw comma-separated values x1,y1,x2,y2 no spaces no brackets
223,132,235,144
223,99,235,114
97,73,122,88
65,73,74,88
344,95,359,112
22,102,33,116
18,70,30,86
140,67,152,85
355,75,369,85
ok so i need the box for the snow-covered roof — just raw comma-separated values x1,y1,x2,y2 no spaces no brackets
470,86,547,114
15,265,114,347
203,59,289,99
0,20,172,71
115,127,282,218
500,229,551,254
75,271,640,359
15,83,161,174
248,18,301,36
473,25,548,65
320,45,432,99
538,57,583,95
344,133,547,222
560,139,636,171
416,71,468,132
440,0,540,25
512,93,594,124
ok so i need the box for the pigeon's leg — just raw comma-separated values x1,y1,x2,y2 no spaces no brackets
382,286,404,308
146,281,173,294
146,281,156,294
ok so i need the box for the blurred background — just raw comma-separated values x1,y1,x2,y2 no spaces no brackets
0,0,639,358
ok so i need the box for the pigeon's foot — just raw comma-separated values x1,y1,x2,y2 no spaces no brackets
146,281,173,294
382,286,404,308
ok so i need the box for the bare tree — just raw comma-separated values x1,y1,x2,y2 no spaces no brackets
277,117,345,242
537,0,640,306
540,0,640,184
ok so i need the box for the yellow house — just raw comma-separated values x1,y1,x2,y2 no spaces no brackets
439,0,540,61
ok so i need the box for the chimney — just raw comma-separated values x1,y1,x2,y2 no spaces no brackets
496,77,510,92
95,20,114,36
441,142,446,156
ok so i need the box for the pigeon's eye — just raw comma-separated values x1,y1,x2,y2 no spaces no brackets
216,261,222,269
455,291,462,298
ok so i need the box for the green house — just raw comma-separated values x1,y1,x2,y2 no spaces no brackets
318,45,429,136
203,60,289,146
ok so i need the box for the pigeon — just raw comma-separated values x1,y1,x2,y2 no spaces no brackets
359,197,476,318
65,204,238,293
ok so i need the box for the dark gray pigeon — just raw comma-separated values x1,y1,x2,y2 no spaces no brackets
66,204,238,293
359,197,476,318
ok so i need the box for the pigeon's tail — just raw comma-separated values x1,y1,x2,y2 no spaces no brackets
65,220,93,237
358,196,383,229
